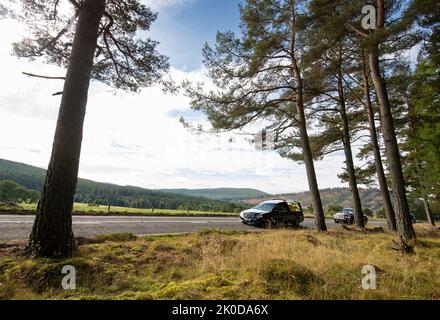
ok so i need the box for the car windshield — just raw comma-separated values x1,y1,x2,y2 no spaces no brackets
343,209,353,214
254,203,277,211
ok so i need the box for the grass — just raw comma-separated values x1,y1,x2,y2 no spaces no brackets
0,225,439,300
0,202,238,217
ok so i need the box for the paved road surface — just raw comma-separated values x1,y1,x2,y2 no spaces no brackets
0,215,385,240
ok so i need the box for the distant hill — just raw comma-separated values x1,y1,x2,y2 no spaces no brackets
0,158,46,191
240,187,384,212
158,188,270,201
0,158,249,212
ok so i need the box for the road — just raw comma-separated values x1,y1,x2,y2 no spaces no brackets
0,215,385,240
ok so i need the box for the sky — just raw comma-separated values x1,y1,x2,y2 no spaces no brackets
0,0,371,194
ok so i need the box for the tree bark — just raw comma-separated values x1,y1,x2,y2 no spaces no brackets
296,89,327,231
413,146,436,227
26,0,106,258
337,70,365,228
360,49,396,231
367,0,415,242
369,51,415,241
289,1,326,231
368,65,415,238
422,197,435,226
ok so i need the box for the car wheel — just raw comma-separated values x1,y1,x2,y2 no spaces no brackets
265,219,284,229
260,218,272,229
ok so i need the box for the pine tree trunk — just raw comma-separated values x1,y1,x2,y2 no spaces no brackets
422,197,435,226
360,50,396,231
365,0,415,242
296,92,327,231
337,70,365,228
289,1,326,231
414,148,436,227
368,50,416,241
26,0,106,258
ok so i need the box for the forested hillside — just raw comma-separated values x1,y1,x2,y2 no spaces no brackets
158,188,270,201
0,159,248,212
280,188,384,213
240,188,382,210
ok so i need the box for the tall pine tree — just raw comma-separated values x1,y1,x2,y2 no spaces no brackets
184,0,327,231
11,0,169,257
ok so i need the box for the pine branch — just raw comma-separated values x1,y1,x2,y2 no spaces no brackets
22,72,66,80
36,11,79,56
346,23,370,37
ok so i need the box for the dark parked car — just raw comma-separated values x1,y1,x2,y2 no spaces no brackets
333,208,369,225
240,199,304,227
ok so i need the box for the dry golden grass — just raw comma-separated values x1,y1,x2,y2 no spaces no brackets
0,225,439,300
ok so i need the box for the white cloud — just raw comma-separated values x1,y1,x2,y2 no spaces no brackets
142,0,197,11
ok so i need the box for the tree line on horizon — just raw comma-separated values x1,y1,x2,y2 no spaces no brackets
1,0,437,257
0,180,39,204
